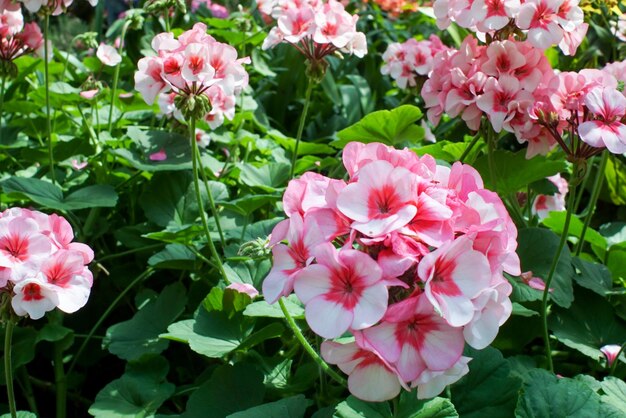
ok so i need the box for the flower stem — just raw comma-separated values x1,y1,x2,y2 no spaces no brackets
54,336,67,418
4,316,17,418
459,131,481,163
107,22,130,133
278,298,347,386
189,118,229,283
540,174,579,373
486,125,497,189
0,76,6,125
575,152,608,256
195,148,226,250
289,79,314,179
67,268,154,377
44,14,56,184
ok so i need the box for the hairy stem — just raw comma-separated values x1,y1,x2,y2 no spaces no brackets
189,118,229,283
44,15,56,184
289,79,314,179
540,175,578,372
4,317,17,418
107,22,130,133
575,152,608,256
278,298,347,386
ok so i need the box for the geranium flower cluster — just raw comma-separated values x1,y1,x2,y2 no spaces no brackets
134,23,249,127
364,0,419,17
381,35,449,89
422,36,556,157
19,0,98,15
261,0,367,74
191,0,229,17
262,141,519,401
0,3,44,71
0,208,95,320
530,69,626,157
432,0,587,55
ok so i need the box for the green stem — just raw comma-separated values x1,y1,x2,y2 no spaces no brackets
289,79,314,179
540,175,579,373
94,0,105,42
458,132,481,163
44,15,56,184
609,342,626,376
107,22,130,133
195,148,226,250
0,76,6,125
575,152,609,256
17,366,38,416
4,317,17,418
54,333,66,418
96,243,163,263
277,298,346,386
189,118,229,283
67,269,154,377
486,125,497,189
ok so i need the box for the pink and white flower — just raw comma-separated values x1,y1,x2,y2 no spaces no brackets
578,87,626,154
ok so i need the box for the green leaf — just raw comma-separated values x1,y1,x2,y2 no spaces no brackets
2,177,118,210
604,153,626,205
511,303,539,317
451,347,521,418
397,392,458,418
473,151,566,195
0,412,37,418
571,257,612,297
601,377,626,414
63,185,119,209
516,228,575,308
334,396,392,418
224,259,272,288
239,162,290,192
104,282,187,361
541,212,607,254
243,295,305,319
88,356,175,418
161,307,248,358
0,327,37,385
148,244,198,269
515,369,615,418
226,395,310,418
549,288,626,362
182,363,265,418
36,324,72,343
333,105,423,148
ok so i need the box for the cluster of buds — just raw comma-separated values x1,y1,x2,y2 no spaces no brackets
134,22,249,125
0,208,95,320
263,141,519,401
261,0,367,80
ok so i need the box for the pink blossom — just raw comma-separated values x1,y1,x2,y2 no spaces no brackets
321,339,405,402
96,43,121,67
463,279,512,349
226,282,260,298
412,356,471,399
11,275,59,320
532,174,568,220
600,344,623,367
337,160,417,237
418,236,492,327
294,244,388,338
71,159,88,170
361,294,465,382
520,271,553,292
262,213,324,304
79,89,99,100
579,87,626,154
149,148,168,161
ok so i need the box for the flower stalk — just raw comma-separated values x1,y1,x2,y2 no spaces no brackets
575,151,609,256
289,78,314,179
43,14,56,184
4,315,17,418
107,21,130,132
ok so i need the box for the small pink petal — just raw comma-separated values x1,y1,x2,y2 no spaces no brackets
72,159,88,170
80,89,99,100
226,282,259,299
520,271,553,292
600,344,623,367
149,148,167,161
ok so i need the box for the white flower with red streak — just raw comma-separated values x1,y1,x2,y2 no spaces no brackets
294,243,388,338
337,160,417,237
579,87,626,154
